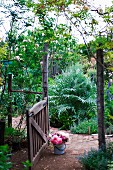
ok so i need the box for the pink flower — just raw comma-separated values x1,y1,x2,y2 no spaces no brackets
50,135,62,145
49,132,69,145
57,137,62,144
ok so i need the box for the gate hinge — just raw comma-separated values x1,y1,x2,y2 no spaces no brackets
29,112,34,117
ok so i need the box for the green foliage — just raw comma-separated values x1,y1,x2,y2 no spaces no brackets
49,63,96,129
48,24,79,76
22,160,32,170
0,29,44,118
50,24,77,50
0,0,94,124
5,127,27,151
106,125,113,135
0,41,8,60
71,118,98,134
5,127,25,138
0,93,10,119
79,149,108,170
0,76,3,86
79,142,113,170
0,145,12,170
108,161,113,170
0,0,41,120
104,81,113,127
0,20,81,123
106,142,113,160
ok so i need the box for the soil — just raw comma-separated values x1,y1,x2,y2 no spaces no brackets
11,118,113,170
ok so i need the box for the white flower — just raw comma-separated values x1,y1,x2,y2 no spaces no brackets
23,40,28,42
58,132,69,140
15,56,20,61
48,134,52,138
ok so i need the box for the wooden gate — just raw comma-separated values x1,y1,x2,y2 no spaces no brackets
26,97,49,170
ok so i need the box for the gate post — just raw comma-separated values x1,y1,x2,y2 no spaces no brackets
42,43,49,135
26,108,34,170
42,43,49,99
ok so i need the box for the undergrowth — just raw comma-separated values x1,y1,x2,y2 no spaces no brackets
79,142,113,170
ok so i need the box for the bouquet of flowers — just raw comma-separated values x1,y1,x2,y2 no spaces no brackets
48,132,69,145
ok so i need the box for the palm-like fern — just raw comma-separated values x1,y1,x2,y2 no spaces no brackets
49,63,96,129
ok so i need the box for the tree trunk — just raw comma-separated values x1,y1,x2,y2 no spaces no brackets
42,43,49,99
96,46,105,149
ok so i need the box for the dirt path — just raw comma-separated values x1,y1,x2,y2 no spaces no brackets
11,123,113,170
35,128,99,170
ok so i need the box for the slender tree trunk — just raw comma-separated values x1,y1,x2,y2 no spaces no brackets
42,43,49,99
96,46,105,149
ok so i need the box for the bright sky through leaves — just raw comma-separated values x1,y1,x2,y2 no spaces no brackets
0,0,112,43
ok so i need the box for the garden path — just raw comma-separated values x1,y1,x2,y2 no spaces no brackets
11,118,113,170
35,128,113,170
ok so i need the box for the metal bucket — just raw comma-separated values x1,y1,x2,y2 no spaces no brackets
54,143,66,155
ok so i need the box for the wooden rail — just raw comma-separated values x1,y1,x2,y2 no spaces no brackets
26,97,49,170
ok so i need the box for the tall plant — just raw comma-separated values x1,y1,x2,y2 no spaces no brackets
49,63,96,129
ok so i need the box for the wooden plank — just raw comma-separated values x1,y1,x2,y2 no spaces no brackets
33,116,37,156
32,128,35,157
45,105,49,134
42,109,44,133
27,98,49,170
44,106,47,134
31,118,47,142
29,99,47,116
26,110,33,168
36,131,38,153
32,142,48,169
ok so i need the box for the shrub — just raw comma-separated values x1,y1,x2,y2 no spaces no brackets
0,145,12,170
79,142,113,170
49,63,96,129
79,148,108,170
106,125,113,135
5,127,27,151
5,127,26,142
70,118,98,134
104,81,113,127
22,160,32,170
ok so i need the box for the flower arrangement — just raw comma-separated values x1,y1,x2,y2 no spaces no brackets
48,132,69,145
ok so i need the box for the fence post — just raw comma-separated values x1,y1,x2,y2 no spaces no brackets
26,109,32,170
88,126,90,135
0,120,5,145
42,43,49,99
42,43,49,137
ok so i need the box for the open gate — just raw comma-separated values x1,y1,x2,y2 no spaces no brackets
6,43,49,169
26,97,49,170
